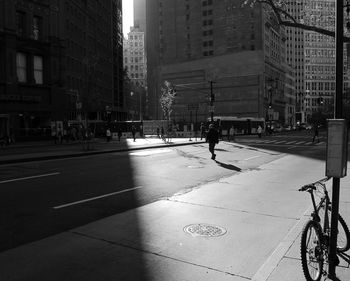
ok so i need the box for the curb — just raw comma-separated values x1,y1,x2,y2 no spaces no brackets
0,141,205,165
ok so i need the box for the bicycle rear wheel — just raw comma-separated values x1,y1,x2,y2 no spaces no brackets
301,220,324,281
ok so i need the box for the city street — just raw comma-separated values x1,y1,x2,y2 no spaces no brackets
1,132,349,281
0,139,282,251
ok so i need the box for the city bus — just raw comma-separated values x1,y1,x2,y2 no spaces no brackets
208,116,265,135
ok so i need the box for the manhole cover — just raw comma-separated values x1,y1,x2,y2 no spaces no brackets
184,223,227,237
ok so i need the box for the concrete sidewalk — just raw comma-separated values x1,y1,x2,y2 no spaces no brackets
0,151,349,280
0,137,204,165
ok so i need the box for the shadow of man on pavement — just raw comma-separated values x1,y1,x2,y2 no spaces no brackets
215,160,241,172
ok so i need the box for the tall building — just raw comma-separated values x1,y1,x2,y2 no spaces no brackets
0,0,63,141
286,0,305,123
59,0,125,121
146,0,294,126
123,27,147,88
123,26,147,120
112,0,124,117
0,0,125,141
134,0,146,33
302,0,346,123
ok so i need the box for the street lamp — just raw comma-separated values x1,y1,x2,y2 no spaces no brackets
266,77,277,133
130,91,142,121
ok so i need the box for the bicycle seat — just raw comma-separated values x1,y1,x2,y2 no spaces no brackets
299,184,316,192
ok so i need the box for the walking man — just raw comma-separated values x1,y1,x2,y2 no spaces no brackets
131,125,136,142
118,128,122,142
228,125,235,142
206,123,219,160
200,122,206,140
312,124,319,143
106,128,111,142
257,125,262,138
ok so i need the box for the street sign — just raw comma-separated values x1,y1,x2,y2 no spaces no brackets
326,119,348,178
208,105,215,113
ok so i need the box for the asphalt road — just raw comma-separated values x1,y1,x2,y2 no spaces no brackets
1,130,329,252
0,140,288,252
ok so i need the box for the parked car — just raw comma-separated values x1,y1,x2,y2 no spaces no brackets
299,123,307,130
282,125,292,131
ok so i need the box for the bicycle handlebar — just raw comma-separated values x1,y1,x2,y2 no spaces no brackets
298,177,331,192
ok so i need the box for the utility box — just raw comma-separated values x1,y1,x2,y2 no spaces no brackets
326,119,348,178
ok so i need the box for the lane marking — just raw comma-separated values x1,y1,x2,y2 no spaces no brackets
0,172,60,184
53,186,143,209
287,146,297,150
243,156,261,161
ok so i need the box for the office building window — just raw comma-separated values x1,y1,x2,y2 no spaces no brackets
16,11,25,37
16,52,27,82
34,55,43,84
33,16,42,40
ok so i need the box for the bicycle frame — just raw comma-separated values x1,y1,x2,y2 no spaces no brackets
308,184,331,247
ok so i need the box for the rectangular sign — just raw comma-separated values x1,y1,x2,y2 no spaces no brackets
326,119,348,178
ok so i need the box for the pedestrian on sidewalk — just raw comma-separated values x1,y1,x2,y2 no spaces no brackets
228,125,235,142
131,125,136,142
206,123,219,160
257,125,262,138
161,126,165,141
156,127,160,138
200,122,206,140
312,124,319,143
118,128,122,142
106,128,111,142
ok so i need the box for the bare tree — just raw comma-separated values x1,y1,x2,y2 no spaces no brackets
159,81,176,142
160,81,176,121
244,0,350,41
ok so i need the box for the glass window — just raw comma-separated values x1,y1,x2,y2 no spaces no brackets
16,52,27,82
34,56,43,84
33,16,42,40
16,11,25,37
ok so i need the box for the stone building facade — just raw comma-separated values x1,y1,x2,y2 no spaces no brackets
0,0,124,141
0,0,62,140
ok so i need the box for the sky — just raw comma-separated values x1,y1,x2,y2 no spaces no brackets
122,0,134,36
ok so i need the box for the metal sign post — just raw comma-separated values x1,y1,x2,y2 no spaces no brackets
328,1,346,278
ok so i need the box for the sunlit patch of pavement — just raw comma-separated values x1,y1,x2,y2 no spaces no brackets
129,148,173,156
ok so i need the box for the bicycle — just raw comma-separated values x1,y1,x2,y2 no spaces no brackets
299,177,350,281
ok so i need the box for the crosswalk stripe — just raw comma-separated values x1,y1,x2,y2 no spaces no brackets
294,141,305,145
285,141,298,144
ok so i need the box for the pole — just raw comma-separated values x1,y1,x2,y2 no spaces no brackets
140,92,143,121
189,110,192,141
195,108,198,141
210,80,214,122
328,0,343,278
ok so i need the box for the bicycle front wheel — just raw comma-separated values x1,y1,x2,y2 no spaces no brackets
320,206,350,252
301,220,324,281
336,214,350,252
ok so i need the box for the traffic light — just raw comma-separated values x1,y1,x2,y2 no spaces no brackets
317,97,324,105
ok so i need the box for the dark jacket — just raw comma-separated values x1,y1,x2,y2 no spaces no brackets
206,127,219,143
